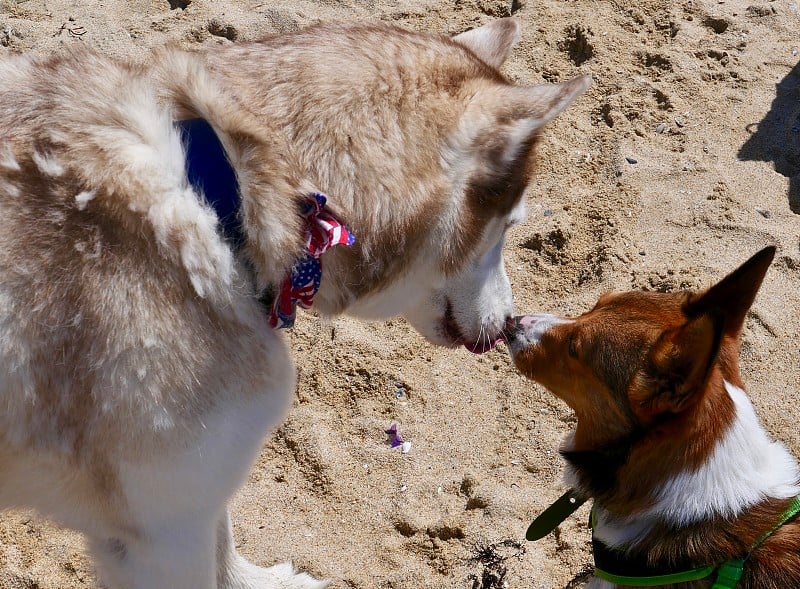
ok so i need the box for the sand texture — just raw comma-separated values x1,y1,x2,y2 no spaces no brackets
1,0,799,587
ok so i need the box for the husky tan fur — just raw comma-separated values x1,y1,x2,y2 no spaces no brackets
0,19,588,589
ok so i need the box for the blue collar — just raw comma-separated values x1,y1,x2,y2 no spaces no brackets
178,118,245,250
177,118,358,329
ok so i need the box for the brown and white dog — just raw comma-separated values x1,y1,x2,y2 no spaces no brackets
0,18,589,589
508,247,800,588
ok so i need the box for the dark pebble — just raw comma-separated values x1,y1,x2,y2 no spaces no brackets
625,157,638,164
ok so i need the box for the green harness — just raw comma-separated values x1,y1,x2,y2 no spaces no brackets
526,490,800,588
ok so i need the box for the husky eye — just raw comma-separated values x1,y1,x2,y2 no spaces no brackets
568,334,579,358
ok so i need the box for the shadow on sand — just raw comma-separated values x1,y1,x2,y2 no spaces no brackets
738,60,800,213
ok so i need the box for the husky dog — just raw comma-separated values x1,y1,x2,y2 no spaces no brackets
0,19,588,588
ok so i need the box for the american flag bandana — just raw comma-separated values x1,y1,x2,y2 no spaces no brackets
268,193,355,329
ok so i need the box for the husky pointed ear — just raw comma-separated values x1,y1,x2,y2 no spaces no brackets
461,76,590,203
687,246,776,337
509,75,592,128
453,18,521,69
630,312,724,420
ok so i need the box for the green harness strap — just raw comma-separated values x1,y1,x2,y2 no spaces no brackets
527,492,800,588
708,495,800,589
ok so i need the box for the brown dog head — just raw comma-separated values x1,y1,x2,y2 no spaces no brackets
507,247,776,504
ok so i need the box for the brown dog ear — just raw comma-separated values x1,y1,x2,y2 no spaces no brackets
629,312,724,420
687,246,776,337
453,18,521,69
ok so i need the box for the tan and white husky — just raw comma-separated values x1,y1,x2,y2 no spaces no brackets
0,19,588,589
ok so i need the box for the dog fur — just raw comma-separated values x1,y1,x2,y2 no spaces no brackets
0,19,589,588
508,247,800,588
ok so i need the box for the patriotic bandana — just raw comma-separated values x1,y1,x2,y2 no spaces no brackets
268,192,355,329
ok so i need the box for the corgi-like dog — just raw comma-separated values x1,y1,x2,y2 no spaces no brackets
508,247,800,588
0,19,589,589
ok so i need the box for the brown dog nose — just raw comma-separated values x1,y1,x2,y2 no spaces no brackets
502,315,521,339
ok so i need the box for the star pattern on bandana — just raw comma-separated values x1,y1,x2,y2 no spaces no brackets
269,193,355,329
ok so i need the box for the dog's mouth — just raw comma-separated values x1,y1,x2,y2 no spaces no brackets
441,301,503,355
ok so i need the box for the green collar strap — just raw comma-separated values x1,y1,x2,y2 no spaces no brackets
594,564,717,587
527,491,800,588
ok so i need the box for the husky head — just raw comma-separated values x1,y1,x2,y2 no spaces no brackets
211,19,590,352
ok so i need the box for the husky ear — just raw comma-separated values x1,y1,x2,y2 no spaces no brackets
453,18,521,69
687,246,776,337
465,76,591,181
629,312,724,419
505,75,592,128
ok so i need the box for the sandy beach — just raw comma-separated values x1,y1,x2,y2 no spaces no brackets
1,0,799,587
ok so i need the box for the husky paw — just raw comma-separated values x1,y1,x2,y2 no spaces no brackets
233,560,330,589
263,562,329,589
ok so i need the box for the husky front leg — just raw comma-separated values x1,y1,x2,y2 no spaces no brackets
89,515,218,589
90,375,297,589
216,511,329,589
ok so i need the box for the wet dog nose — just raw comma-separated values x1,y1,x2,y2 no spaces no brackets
517,315,538,329
503,315,543,341
502,315,524,340
508,315,538,330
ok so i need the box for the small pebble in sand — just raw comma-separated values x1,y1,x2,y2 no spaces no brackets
755,207,771,219
401,441,412,454
625,156,638,164
674,116,686,127
394,383,408,403
656,123,669,134
543,209,554,216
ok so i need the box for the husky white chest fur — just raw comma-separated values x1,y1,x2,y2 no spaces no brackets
0,19,588,588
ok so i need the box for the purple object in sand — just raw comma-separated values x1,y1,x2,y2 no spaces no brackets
385,423,403,448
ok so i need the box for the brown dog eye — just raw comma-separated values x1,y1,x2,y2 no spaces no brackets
568,334,578,358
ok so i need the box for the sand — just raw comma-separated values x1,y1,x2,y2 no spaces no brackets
0,0,799,587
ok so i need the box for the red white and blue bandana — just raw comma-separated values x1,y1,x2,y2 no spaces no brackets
178,121,353,329
269,193,355,329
